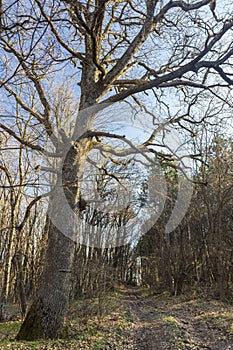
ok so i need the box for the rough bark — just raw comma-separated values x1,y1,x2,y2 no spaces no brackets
16,223,75,340
16,139,93,340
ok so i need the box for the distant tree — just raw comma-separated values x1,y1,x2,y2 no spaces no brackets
0,128,45,320
197,135,233,299
137,133,233,298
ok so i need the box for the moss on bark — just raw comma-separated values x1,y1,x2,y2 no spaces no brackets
16,299,47,340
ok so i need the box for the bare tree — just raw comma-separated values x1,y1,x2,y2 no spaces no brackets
0,121,46,320
0,0,232,340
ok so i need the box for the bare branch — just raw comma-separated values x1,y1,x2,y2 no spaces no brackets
34,0,85,62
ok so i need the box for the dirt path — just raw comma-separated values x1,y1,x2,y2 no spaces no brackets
121,289,233,350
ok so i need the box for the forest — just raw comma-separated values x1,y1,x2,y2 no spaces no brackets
0,0,233,349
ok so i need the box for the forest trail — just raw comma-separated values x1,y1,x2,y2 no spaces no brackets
121,288,233,350
1,288,233,349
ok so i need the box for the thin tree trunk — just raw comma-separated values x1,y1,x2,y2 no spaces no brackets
0,225,16,321
16,250,27,318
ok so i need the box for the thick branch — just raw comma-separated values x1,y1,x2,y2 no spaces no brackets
103,0,157,86
102,17,233,104
103,0,211,87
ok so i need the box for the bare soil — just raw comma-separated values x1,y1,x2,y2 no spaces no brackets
121,288,233,350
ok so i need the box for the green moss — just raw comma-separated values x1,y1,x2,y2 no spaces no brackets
15,300,47,341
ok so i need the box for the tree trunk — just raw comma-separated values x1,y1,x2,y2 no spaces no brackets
0,224,16,321
16,222,75,340
16,139,93,340
16,250,27,318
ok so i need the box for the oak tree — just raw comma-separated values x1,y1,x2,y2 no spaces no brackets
0,0,232,340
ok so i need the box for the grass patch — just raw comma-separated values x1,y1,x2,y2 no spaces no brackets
163,316,188,350
211,312,233,335
0,320,21,339
0,292,131,349
163,315,179,330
